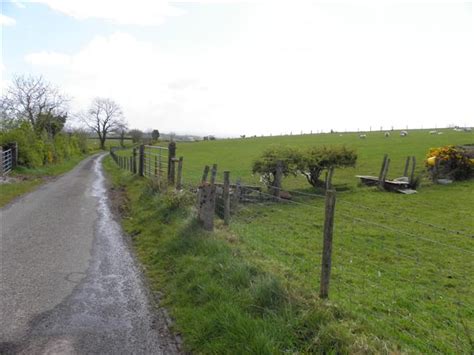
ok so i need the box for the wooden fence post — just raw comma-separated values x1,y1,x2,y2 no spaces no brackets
197,165,209,206
201,165,210,183
132,148,137,174
198,184,215,231
320,189,336,299
272,160,283,198
155,155,158,177
129,156,133,173
326,166,335,190
198,164,217,231
176,157,183,189
170,159,177,184
210,164,217,185
403,156,410,177
168,141,176,183
139,144,145,177
223,171,230,225
382,158,390,181
378,154,388,189
410,156,416,185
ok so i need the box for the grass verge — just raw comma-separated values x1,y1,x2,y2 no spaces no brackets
102,155,393,354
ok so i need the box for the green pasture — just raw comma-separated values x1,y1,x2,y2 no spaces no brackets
172,129,471,186
109,129,473,353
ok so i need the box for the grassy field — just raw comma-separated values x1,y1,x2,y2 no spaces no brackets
86,137,132,151
108,129,473,353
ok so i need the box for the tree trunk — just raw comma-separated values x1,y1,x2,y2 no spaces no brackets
100,134,106,150
303,168,326,188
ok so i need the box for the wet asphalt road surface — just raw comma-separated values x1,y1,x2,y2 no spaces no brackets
0,155,179,354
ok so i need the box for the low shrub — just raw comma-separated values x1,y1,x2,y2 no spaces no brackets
0,122,45,167
0,123,88,168
252,145,357,189
251,146,301,188
298,146,357,188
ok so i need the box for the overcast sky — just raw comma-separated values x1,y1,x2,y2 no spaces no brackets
1,1,473,136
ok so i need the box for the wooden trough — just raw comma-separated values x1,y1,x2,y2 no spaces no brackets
356,154,418,194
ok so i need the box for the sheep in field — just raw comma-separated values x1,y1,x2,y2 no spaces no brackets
384,132,390,137
359,134,367,139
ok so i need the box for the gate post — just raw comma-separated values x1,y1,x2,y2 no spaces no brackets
168,141,176,183
132,148,137,174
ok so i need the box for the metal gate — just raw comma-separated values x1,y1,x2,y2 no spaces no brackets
143,145,169,179
1,148,13,175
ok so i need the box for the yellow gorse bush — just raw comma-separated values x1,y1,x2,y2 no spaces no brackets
425,145,473,180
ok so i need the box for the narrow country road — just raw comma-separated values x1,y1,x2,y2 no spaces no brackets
0,155,179,354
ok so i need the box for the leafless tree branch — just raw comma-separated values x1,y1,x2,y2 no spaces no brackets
0,75,69,129
80,97,126,150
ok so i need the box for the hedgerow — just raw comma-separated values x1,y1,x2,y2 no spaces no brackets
0,122,89,168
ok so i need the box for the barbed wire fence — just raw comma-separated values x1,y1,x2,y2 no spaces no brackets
194,161,473,352
108,146,473,351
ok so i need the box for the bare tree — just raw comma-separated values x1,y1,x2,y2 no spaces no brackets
0,75,69,130
81,98,125,150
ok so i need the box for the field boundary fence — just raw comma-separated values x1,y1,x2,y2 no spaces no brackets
110,141,184,189
193,161,472,351
108,146,472,351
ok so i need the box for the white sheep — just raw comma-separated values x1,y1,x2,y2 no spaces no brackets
359,134,367,139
